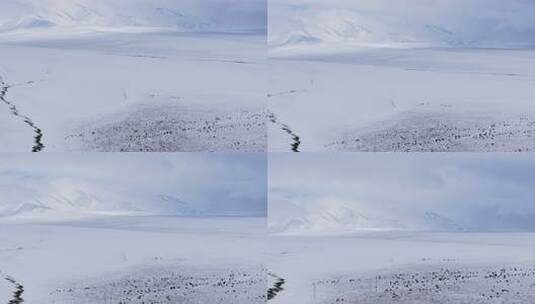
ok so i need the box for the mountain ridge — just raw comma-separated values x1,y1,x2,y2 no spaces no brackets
0,181,203,220
269,1,535,49
0,0,266,34
269,199,467,235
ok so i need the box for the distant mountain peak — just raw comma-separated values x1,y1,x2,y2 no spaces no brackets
0,0,266,34
0,181,203,220
421,211,465,232
270,1,535,49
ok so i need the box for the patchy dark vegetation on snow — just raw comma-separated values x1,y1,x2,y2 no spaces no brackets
50,265,267,304
66,104,267,152
328,110,535,152
313,263,535,304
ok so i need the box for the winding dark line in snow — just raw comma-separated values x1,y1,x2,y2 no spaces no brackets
0,77,45,152
196,58,256,65
105,53,168,60
268,112,301,152
267,90,298,98
404,68,520,77
267,273,285,301
5,276,24,304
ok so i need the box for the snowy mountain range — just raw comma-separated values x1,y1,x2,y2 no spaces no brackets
269,199,466,235
0,0,266,34
269,0,535,49
0,179,202,220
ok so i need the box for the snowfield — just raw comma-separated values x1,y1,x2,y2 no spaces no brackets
268,0,535,152
267,232,535,304
269,47,535,152
51,264,266,304
0,216,267,303
0,0,267,152
313,263,535,304
0,31,267,152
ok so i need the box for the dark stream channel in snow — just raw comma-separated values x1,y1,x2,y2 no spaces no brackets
268,112,301,152
5,276,24,304
268,273,286,300
0,77,45,152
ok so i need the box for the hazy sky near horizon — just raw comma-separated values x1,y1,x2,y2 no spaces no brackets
0,153,267,216
270,154,535,231
0,0,267,33
270,0,535,21
269,0,535,46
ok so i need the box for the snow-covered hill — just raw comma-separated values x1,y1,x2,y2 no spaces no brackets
0,179,202,220
269,0,535,49
0,0,266,34
269,198,466,235
269,199,391,234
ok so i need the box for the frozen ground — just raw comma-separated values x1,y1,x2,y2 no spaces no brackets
0,30,266,152
267,232,535,303
50,264,266,304
268,47,535,151
313,263,535,304
0,216,267,303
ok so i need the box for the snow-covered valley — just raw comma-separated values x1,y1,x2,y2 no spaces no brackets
268,0,535,152
0,216,267,303
0,0,267,152
269,47,535,152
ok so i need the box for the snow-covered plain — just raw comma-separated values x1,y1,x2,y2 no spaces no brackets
0,0,267,152
268,154,535,302
268,0,535,152
0,216,267,303
267,232,535,304
0,153,268,303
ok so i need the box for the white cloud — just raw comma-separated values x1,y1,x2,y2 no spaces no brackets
269,0,535,47
0,0,266,33
270,154,535,232
0,153,266,218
